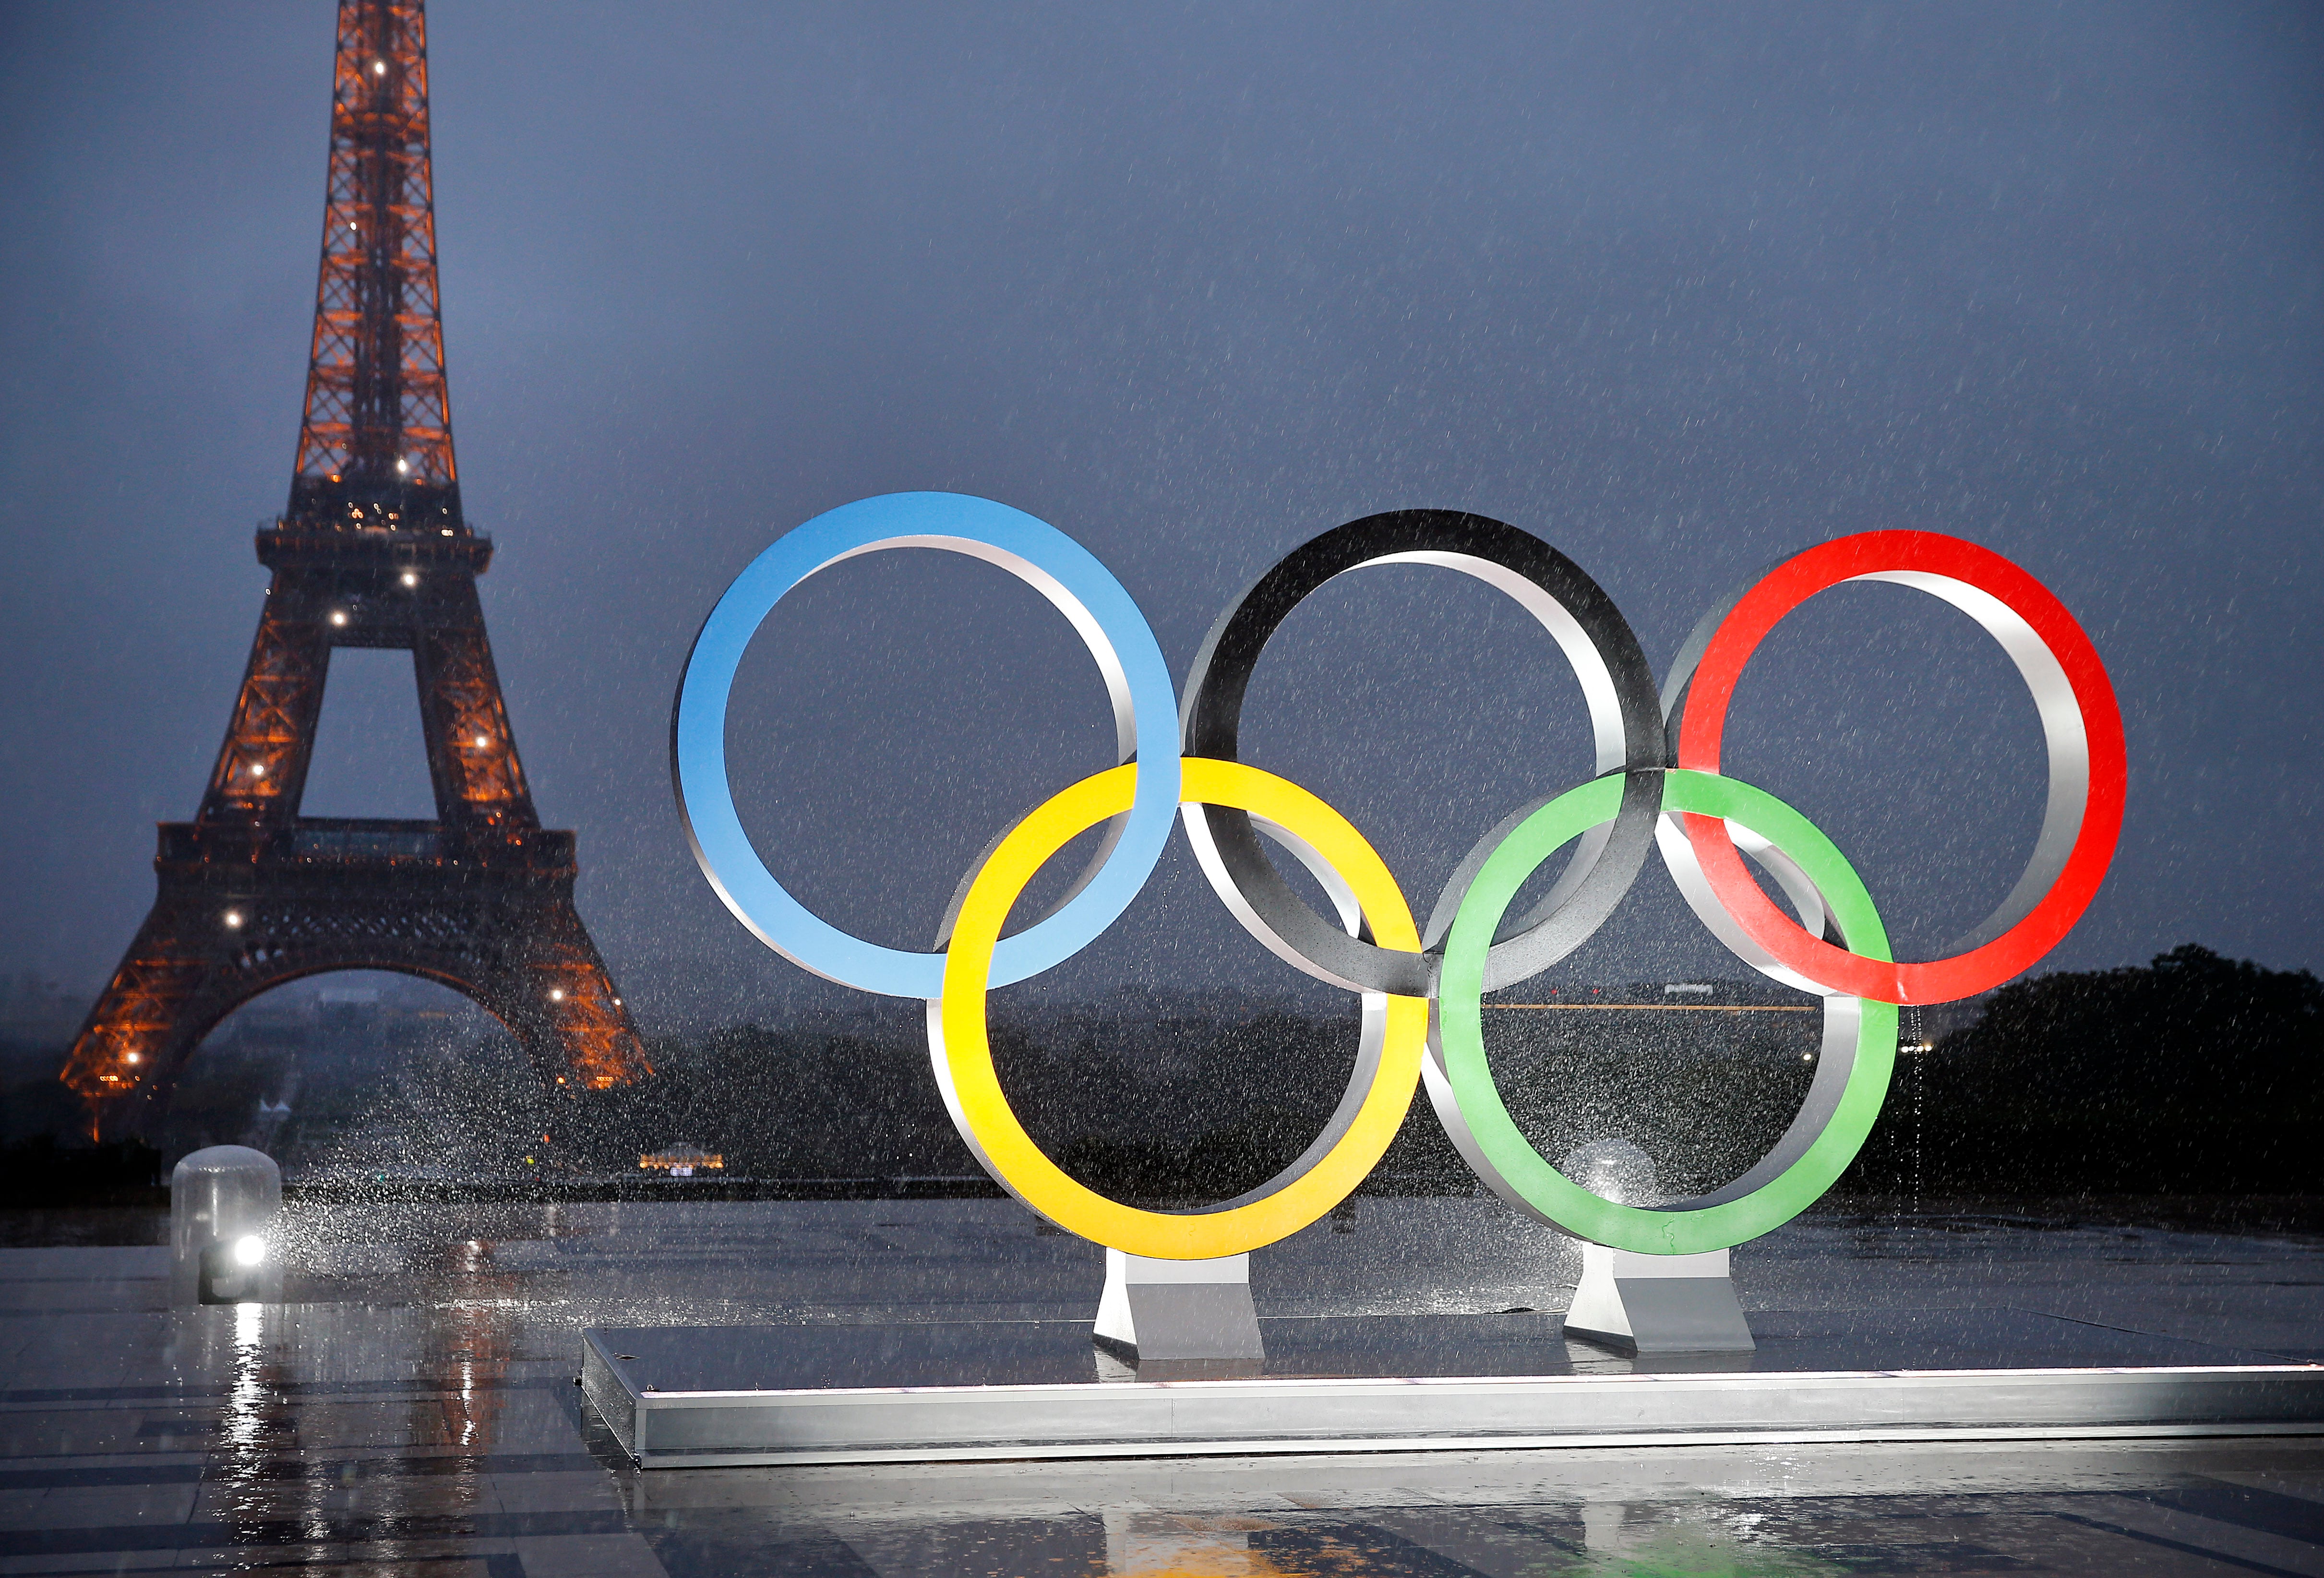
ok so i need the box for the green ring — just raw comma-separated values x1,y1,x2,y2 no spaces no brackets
1436,768,1897,1254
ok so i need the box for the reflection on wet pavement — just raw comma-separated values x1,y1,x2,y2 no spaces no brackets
2,1196,2321,1574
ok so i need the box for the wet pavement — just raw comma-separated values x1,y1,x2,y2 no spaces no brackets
4,1195,2323,1574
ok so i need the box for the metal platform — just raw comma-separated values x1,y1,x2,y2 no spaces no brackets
579,1310,2324,1468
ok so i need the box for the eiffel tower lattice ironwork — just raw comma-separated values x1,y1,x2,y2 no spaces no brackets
63,0,649,1136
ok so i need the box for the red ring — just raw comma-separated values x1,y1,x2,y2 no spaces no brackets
1673,531,2125,1005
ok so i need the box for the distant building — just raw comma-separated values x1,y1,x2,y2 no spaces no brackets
641,1143,723,1179
1900,996,1990,1054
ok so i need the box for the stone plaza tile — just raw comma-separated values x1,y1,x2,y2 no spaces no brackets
508,1531,667,1577
2071,1490,2324,1575
485,1470,630,1517
283,1402,457,1452
0,1406,214,1458
2210,1467,2324,1508
190,1475,491,1523
0,1482,200,1531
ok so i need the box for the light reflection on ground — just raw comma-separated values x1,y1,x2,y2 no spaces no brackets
1,1195,2319,1575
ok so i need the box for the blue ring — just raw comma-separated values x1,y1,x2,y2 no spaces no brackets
672,492,1182,999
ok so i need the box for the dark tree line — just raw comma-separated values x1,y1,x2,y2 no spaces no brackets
3,944,2316,1203
1845,944,2322,1192
550,1005,1467,1200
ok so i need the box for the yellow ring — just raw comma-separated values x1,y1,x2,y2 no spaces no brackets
934,757,1427,1258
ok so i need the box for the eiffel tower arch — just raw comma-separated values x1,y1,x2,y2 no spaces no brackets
63,0,649,1138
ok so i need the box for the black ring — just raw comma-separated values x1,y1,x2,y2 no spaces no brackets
1180,510,1666,995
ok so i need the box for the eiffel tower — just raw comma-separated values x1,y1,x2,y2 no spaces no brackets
63,0,649,1137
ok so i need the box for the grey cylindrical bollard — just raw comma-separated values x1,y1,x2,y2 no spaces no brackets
169,1146,282,1307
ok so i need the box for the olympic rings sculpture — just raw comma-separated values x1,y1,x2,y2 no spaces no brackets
675,492,2124,1259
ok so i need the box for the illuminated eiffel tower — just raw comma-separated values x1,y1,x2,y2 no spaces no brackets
63,0,649,1136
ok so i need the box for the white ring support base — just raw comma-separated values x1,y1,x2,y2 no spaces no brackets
1564,1245,1755,1355
1093,1249,1263,1365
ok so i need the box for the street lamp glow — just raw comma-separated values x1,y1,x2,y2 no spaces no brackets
401,572,418,587
230,1235,267,1267
329,610,347,626
548,988,565,1002
223,910,244,929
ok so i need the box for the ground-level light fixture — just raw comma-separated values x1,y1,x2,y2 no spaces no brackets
172,1147,280,1307
223,910,243,929
401,571,418,587
329,610,347,626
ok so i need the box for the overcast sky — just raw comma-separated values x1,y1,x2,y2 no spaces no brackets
1,2,2317,1030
